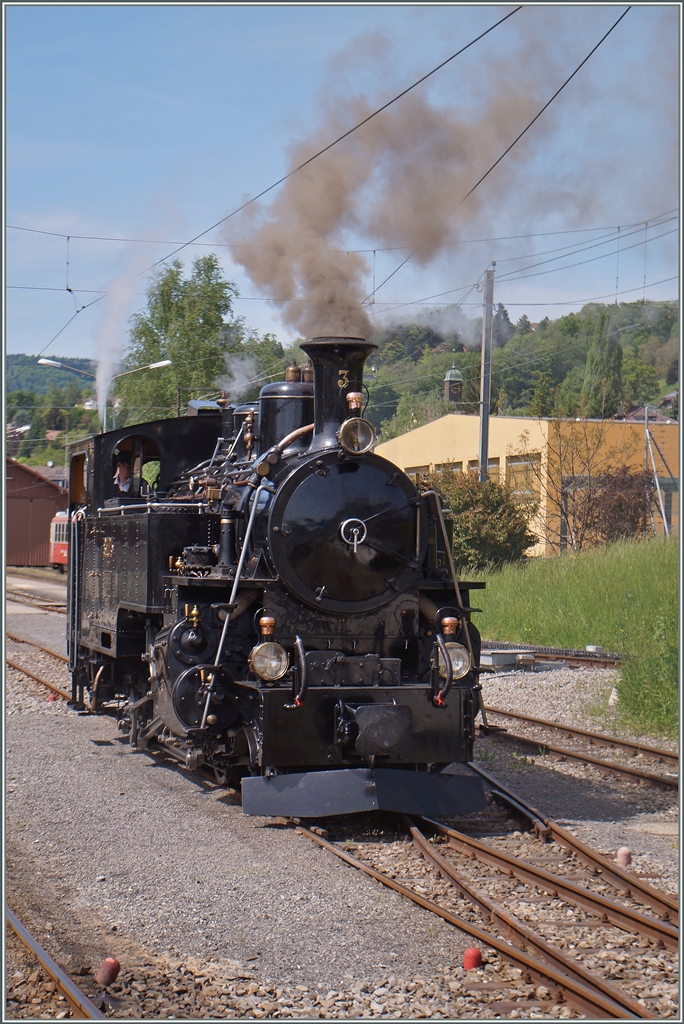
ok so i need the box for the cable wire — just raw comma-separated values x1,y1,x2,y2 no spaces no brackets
8,206,677,251
367,6,633,301
137,7,522,276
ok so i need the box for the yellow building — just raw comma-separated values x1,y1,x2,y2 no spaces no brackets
376,413,678,555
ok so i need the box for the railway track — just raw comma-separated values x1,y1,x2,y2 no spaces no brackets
6,631,69,663
482,641,621,669
6,908,105,1019
6,589,68,614
468,764,678,924
484,708,678,766
6,632,72,701
295,776,678,1019
479,711,678,790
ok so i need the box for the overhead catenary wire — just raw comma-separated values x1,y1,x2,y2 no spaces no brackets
8,11,521,378
371,226,677,318
10,215,676,306
7,206,677,252
366,6,633,302
136,7,523,278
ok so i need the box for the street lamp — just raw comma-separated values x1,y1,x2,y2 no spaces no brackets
37,358,172,430
38,358,95,378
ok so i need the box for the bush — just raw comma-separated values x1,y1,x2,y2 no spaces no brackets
477,537,678,738
426,469,538,571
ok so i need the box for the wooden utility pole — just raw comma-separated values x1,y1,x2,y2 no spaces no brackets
478,263,496,482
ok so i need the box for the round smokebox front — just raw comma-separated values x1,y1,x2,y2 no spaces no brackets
268,451,426,613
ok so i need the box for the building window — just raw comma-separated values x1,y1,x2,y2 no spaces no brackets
434,461,463,474
405,465,430,483
467,458,499,481
506,454,541,499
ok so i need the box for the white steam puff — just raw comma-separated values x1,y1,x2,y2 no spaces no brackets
216,354,259,402
95,246,154,426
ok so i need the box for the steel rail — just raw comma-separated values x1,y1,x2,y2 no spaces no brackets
469,763,679,924
6,658,72,701
408,822,648,1018
6,590,68,613
419,817,678,951
484,707,678,765
531,651,620,669
294,824,639,1018
7,631,69,663
6,908,105,1019
484,727,678,789
482,640,621,663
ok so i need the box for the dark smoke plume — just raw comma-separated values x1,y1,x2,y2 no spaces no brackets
225,10,676,339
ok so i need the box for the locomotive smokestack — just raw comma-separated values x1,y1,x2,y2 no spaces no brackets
299,336,377,451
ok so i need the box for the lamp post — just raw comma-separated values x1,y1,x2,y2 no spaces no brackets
38,358,172,431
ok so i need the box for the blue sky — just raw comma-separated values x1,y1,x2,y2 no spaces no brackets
5,3,680,364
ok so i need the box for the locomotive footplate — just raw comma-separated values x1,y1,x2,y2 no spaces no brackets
242,768,486,817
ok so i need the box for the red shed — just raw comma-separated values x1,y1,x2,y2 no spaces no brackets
6,458,69,566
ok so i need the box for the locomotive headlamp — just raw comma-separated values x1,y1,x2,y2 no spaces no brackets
338,417,376,455
437,642,471,680
248,642,289,681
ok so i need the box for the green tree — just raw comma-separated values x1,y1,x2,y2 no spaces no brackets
516,314,533,335
581,312,623,417
492,303,514,347
529,371,557,417
426,469,538,570
621,355,660,409
556,366,585,417
115,255,281,421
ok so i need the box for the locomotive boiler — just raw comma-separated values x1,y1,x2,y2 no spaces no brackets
66,337,486,816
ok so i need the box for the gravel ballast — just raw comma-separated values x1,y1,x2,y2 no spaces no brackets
477,666,679,895
5,613,679,1019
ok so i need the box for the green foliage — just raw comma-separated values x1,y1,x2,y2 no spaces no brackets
581,312,623,417
556,366,585,417
493,303,514,347
476,537,678,738
528,371,557,417
622,355,660,408
370,300,677,437
665,356,678,386
426,470,538,570
115,255,287,423
8,383,99,463
620,601,678,738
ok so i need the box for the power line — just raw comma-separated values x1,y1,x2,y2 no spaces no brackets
372,225,676,317
495,219,676,282
7,11,522,374
11,215,676,307
367,6,633,302
8,208,677,251
139,7,522,277
376,276,678,309
9,294,106,387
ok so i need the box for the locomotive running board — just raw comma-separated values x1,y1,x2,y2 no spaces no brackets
241,768,486,818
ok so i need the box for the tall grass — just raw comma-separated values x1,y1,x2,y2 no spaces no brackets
476,537,678,738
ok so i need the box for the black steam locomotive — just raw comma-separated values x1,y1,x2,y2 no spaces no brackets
66,337,486,816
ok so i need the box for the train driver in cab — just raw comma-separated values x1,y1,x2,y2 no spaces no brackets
113,451,132,493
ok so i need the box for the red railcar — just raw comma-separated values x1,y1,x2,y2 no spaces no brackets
49,510,69,571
